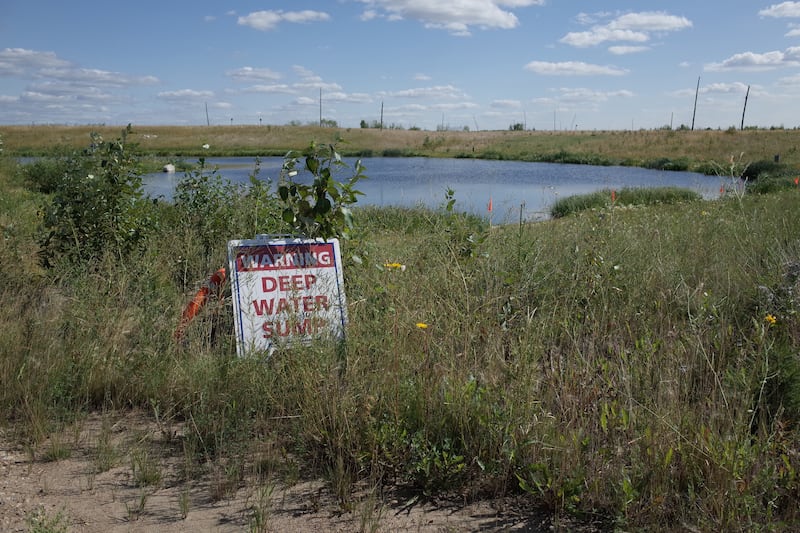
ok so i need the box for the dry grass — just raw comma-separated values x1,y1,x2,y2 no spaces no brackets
3,124,800,169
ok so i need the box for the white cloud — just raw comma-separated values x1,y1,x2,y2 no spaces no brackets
158,89,214,100
555,87,634,103
413,73,432,81
561,28,648,47
560,11,691,48
608,45,650,55
777,73,800,85
608,12,692,32
355,0,544,35
293,65,319,80
671,82,756,97
574,12,614,26
705,47,800,71
227,66,282,82
430,101,478,110
0,48,70,76
295,81,343,92
759,2,800,18
491,99,522,108
531,88,633,110
524,61,628,76
39,67,158,87
381,85,466,99
243,84,295,94
702,82,753,94
323,91,374,103
238,10,330,31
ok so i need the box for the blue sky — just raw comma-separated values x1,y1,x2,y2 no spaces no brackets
2,1,800,130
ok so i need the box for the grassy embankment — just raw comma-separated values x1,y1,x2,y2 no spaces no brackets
2,127,800,529
3,124,800,171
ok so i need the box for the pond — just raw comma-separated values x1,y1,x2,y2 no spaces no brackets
143,157,721,223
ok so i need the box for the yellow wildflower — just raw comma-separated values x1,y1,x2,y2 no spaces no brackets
765,313,777,326
384,262,407,271
415,322,428,329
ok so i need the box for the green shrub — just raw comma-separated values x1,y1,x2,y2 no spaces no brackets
21,157,71,194
38,127,156,267
643,157,690,171
742,159,791,181
173,158,242,258
747,175,797,194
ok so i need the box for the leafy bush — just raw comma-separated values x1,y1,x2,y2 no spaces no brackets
22,157,71,194
643,157,690,171
173,158,242,258
742,159,791,181
38,127,156,267
277,142,366,240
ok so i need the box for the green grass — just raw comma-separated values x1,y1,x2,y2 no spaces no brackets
3,146,800,529
550,186,702,218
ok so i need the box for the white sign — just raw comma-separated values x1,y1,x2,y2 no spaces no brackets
227,236,347,356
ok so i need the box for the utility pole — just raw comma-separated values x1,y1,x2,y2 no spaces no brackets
380,101,384,130
740,85,750,130
691,76,700,131
205,102,210,126
319,88,322,127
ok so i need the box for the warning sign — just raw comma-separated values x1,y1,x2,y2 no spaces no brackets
227,236,347,356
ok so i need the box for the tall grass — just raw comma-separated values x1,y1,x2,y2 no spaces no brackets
3,148,800,529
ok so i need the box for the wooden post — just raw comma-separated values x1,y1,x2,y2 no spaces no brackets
741,85,750,131
691,76,700,131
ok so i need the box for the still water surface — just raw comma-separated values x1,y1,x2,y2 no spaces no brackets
143,157,719,223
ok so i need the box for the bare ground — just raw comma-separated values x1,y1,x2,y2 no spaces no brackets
0,411,578,532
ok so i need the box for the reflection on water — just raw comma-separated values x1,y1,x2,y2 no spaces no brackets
143,157,720,223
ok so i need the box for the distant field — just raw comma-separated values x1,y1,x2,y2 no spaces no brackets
2,124,799,171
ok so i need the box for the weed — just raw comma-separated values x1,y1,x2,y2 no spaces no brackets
178,488,190,519
247,483,275,532
41,432,72,462
26,505,69,533
93,415,118,473
125,488,149,521
130,447,162,487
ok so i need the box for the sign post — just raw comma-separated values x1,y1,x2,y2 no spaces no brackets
227,236,347,356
